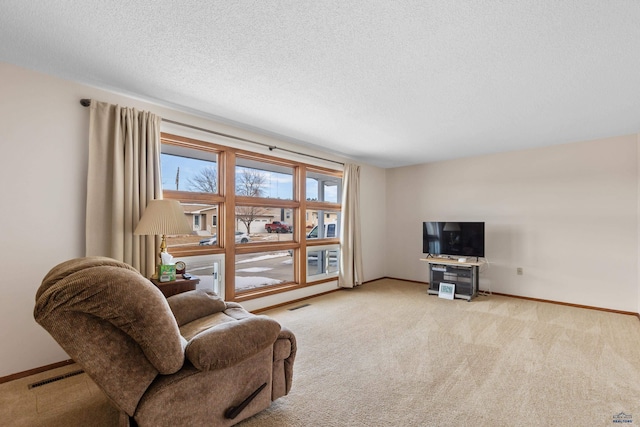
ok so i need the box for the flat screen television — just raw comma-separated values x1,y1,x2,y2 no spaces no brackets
423,222,485,258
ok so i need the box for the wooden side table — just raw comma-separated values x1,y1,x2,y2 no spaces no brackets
150,277,200,298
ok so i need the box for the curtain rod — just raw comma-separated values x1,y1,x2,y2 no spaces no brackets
80,99,344,166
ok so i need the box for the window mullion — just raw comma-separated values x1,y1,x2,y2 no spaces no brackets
235,196,299,209
296,165,306,283
223,150,236,300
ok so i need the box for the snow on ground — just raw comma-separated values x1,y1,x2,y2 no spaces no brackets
235,276,282,291
235,252,289,264
236,267,271,273
188,252,292,292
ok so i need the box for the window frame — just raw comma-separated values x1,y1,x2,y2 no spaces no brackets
306,243,340,282
160,133,343,302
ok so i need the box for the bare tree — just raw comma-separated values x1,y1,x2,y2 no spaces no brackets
236,168,268,233
188,166,217,193
236,168,266,197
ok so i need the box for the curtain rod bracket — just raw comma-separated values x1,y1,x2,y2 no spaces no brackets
80,99,91,107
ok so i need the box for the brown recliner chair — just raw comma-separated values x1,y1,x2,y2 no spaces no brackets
34,257,296,426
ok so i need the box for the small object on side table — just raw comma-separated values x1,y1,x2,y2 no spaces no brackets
150,277,200,298
175,261,186,275
159,264,176,282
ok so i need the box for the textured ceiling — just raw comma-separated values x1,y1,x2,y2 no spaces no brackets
2,1,640,168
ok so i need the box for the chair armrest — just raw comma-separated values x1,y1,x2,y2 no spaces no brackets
276,326,297,396
167,289,226,326
185,316,281,370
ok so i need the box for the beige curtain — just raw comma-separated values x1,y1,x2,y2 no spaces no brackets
339,163,364,288
86,100,162,277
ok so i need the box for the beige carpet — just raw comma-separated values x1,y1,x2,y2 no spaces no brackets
3,279,640,426
240,280,640,426
0,362,119,426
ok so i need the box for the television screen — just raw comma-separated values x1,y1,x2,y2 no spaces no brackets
423,222,485,258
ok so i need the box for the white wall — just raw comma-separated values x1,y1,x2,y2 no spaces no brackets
1,64,88,377
637,133,640,314
385,135,639,312
0,63,386,377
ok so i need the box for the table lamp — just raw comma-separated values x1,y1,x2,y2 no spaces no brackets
134,199,193,278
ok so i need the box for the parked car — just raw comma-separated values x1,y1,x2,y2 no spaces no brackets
264,221,293,233
235,232,250,243
199,236,217,246
199,231,250,245
307,222,337,239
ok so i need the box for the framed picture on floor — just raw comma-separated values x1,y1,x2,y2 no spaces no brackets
438,282,455,300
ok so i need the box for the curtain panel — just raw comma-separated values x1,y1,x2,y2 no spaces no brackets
339,163,364,288
86,101,162,277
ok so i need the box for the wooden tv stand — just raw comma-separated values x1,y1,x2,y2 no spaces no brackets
421,258,482,301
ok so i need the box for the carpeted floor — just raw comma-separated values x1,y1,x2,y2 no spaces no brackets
0,362,119,426
3,279,640,426
239,280,640,426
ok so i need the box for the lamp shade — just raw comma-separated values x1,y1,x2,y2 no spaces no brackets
134,199,193,236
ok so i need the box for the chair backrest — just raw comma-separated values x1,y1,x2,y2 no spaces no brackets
34,257,186,416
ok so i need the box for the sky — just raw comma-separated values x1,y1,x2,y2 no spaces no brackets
161,153,338,201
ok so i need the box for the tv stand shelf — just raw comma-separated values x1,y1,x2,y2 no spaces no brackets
421,258,482,301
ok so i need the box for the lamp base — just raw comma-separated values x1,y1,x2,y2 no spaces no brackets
150,263,160,280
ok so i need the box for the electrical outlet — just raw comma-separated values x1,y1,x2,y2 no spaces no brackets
517,267,523,275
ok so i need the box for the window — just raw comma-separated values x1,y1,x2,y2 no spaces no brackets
237,207,294,238
305,210,341,239
236,157,293,200
161,149,218,194
158,202,219,250
161,133,342,301
305,169,342,242
307,246,340,281
306,171,341,203
236,250,294,292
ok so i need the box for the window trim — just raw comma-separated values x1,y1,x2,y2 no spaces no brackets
161,132,342,301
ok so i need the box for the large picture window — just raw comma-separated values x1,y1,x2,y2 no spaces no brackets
160,133,342,301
